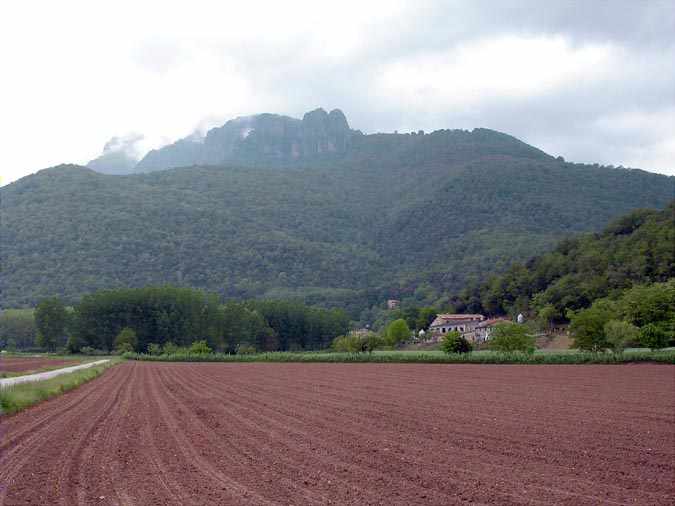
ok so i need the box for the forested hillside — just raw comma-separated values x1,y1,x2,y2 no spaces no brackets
453,203,675,320
2,124,673,311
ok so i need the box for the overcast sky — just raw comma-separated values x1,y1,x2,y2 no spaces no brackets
1,0,674,185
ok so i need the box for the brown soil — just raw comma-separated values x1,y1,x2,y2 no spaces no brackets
1,362,673,505
0,357,78,374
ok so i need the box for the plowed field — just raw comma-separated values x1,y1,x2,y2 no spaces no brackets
0,357,78,374
1,362,673,505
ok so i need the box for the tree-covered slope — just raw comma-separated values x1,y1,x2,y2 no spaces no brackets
453,203,675,319
1,127,673,310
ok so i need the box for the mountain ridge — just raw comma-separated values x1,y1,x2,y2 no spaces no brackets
86,107,553,175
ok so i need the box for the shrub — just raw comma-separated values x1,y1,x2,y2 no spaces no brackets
489,323,535,353
116,342,133,354
360,334,384,353
147,343,163,356
440,331,472,354
114,327,137,353
237,343,257,355
331,334,362,353
162,342,179,354
639,323,670,350
189,340,212,354
80,346,108,356
603,320,639,353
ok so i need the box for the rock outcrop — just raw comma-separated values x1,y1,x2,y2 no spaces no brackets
134,108,353,173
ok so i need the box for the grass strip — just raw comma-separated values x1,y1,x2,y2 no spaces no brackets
0,361,116,416
124,349,675,364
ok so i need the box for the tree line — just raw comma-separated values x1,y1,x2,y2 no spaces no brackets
3,286,349,354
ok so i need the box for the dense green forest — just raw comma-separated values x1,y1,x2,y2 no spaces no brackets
566,280,674,351
452,203,675,321
2,124,673,312
2,205,672,352
0,287,348,353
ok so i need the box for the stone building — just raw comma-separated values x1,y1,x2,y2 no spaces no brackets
428,314,485,341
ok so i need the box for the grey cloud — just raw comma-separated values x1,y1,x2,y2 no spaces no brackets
149,1,675,174
401,1,675,50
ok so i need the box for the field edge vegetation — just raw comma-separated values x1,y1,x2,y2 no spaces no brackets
0,360,118,415
123,349,675,365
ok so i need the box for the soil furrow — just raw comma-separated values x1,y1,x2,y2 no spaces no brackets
1,362,673,505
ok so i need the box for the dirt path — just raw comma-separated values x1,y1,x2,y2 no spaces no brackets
1,362,673,505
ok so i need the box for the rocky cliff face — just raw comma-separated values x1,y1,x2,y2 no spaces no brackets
134,108,354,172
86,135,143,175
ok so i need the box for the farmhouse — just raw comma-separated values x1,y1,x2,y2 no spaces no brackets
428,314,484,341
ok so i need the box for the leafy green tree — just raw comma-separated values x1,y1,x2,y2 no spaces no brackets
537,303,558,331
35,297,67,351
384,319,410,346
489,323,535,353
638,323,670,350
114,327,137,353
568,300,617,352
189,340,212,354
440,331,472,354
65,334,82,353
147,343,162,355
415,307,438,331
617,280,675,329
603,320,639,354
331,334,361,353
360,333,384,353
162,342,179,354
246,300,349,351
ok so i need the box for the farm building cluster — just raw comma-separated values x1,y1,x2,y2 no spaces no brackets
425,314,510,343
